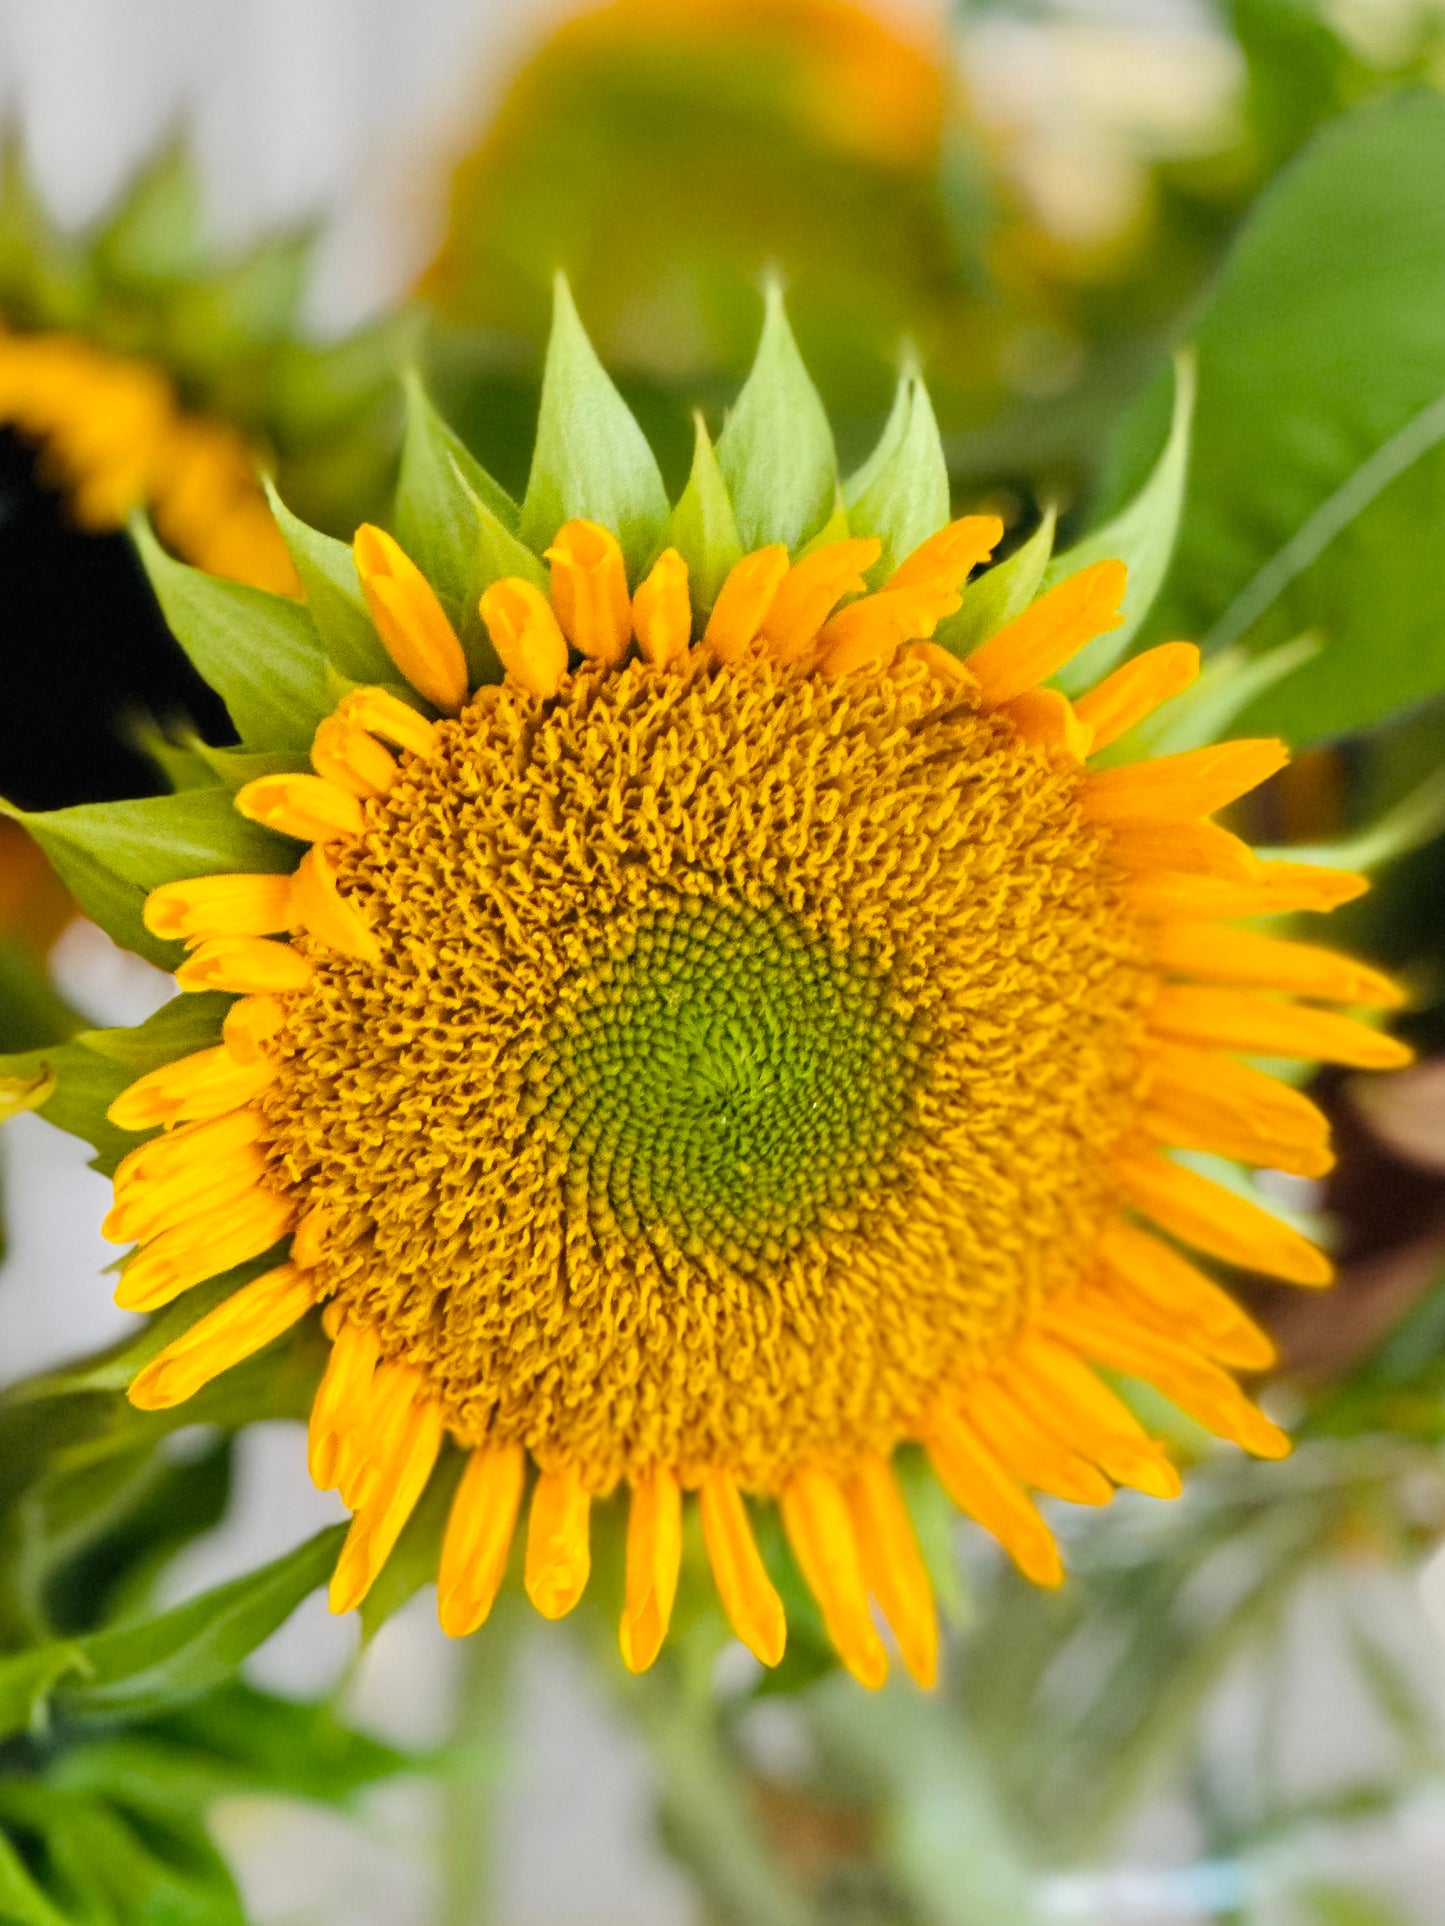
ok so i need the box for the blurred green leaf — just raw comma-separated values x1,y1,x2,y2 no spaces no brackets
665,413,744,616
263,482,394,688
0,788,288,969
717,284,836,555
1297,1880,1411,1926
1112,95,1445,742
844,370,949,579
132,517,331,753
519,275,669,574
0,1825,71,1926
1053,351,1194,694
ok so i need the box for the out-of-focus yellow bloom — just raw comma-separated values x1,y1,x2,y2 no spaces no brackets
0,329,299,595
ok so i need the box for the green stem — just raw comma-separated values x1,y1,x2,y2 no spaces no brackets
437,1600,523,1926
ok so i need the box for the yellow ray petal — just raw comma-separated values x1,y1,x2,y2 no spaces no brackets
1084,740,1288,824
107,1045,277,1132
114,1186,296,1311
329,1393,445,1614
311,714,399,798
291,845,381,964
547,519,632,667
966,560,1127,707
1115,1146,1331,1286
222,994,286,1066
1104,819,1259,882
781,1468,888,1689
113,1107,265,1203
758,539,880,664
1000,687,1091,760
1149,921,1405,1008
1149,983,1411,1070
702,546,789,663
1043,1294,1291,1460
1074,642,1200,751
926,1406,1064,1588
354,522,469,713
331,1358,427,1512
175,935,313,996
620,1466,683,1675
308,1318,382,1490
290,1204,333,1270
1140,1040,1334,1179
631,548,692,669
1003,1336,1182,1500
845,1456,938,1688
698,1472,786,1667
143,873,294,944
966,1379,1114,1505
1123,861,1369,920
525,1465,592,1619
235,773,365,845
127,1262,315,1410
103,1137,269,1244
888,515,1002,594
479,577,570,697
438,1443,526,1638
335,686,440,759
1098,1221,1277,1372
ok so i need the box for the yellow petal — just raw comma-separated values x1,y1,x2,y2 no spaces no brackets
845,1457,938,1688
107,1045,277,1132
926,1406,1063,1588
127,1262,315,1410
1097,1221,1277,1372
546,519,632,667
311,714,399,798
329,1393,445,1614
1003,1336,1182,1500
1074,642,1200,751
1083,740,1289,824
438,1443,526,1638
1124,861,1368,920
966,560,1126,707
525,1465,592,1619
235,773,365,845
479,577,570,697
174,936,313,996
115,1186,296,1311
291,845,381,964
966,1380,1114,1505
335,686,440,759
113,1107,265,1201
1115,1147,1332,1286
758,539,880,664
703,546,790,663
143,873,293,943
1140,1040,1333,1179
1149,922,1405,1008
781,1468,888,1689
354,523,469,713
631,548,693,669
1001,687,1092,760
1104,819,1259,882
221,994,286,1066
103,1137,269,1245
888,515,1002,594
698,1472,786,1667
308,1319,382,1490
620,1466,683,1674
1149,983,1411,1071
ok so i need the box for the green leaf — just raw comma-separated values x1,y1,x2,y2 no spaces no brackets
0,1642,88,1741
1,789,289,968
395,371,523,681
844,370,950,578
665,413,744,616
716,283,837,554
519,276,669,576
263,481,394,687
59,1524,345,1724
938,507,1057,658
0,995,231,1173
0,1825,71,1926
1052,351,1194,694
131,517,331,753
1110,95,1445,742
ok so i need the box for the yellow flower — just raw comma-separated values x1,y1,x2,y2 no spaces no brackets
0,328,298,596
103,498,1410,1690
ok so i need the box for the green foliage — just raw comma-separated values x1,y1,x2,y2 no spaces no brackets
665,414,744,616
1111,94,1445,742
1,790,289,969
843,370,949,579
519,275,670,574
263,481,395,687
716,284,837,555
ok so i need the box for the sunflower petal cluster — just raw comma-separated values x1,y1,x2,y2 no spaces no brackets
15,283,1410,1690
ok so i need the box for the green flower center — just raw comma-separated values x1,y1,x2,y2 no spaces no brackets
532,899,914,1271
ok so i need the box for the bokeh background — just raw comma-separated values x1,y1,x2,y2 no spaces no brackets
5,2,1445,1922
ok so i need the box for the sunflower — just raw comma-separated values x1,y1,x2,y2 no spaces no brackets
75,292,1409,1690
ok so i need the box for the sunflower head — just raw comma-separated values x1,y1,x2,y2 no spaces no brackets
0,142,397,590
19,281,1410,1689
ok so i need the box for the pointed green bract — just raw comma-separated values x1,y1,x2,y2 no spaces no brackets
519,276,670,576
1052,352,1195,694
845,372,949,579
263,481,394,688
939,507,1057,658
131,519,330,754
717,283,837,554
450,455,548,673
665,413,744,615
1,791,290,970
